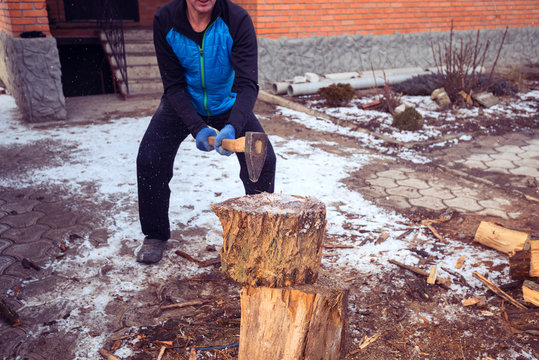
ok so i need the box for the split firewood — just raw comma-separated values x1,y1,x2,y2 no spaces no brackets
509,246,533,280
530,240,539,277
389,259,451,286
0,299,21,327
212,193,326,287
474,221,530,254
238,271,348,360
522,280,539,306
472,272,527,310
98,348,121,360
160,300,208,310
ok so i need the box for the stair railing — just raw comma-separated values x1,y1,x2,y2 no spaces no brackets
99,0,129,96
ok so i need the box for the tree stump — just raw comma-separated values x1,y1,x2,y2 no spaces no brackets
238,271,349,360
212,193,326,287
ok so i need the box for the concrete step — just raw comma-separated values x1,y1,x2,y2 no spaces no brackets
126,79,163,95
125,42,155,54
126,64,160,80
123,28,153,42
126,54,158,66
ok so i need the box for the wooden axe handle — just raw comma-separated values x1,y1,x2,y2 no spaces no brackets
208,136,245,153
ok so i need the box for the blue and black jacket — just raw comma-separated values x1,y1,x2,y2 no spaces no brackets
153,0,259,137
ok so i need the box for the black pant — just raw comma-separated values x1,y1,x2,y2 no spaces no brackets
136,96,276,240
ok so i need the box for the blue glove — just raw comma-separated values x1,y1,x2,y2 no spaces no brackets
195,127,217,152
214,124,235,156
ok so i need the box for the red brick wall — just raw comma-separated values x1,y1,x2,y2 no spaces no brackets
235,0,539,38
7,1,538,38
0,0,50,37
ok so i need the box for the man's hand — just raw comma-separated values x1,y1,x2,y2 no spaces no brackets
214,124,235,156
195,127,217,151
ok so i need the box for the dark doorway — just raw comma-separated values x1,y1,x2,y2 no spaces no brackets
58,39,115,97
64,0,139,22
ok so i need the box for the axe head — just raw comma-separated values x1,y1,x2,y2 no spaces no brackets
245,132,268,183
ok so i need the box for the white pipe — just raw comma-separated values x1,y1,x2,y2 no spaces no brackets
271,81,291,95
286,72,432,96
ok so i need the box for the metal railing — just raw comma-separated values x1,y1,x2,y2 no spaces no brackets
99,0,129,96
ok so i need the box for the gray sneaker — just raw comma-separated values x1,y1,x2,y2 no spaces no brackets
136,238,167,264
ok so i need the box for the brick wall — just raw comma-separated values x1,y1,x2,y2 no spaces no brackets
5,1,538,38
0,0,50,37
236,0,539,38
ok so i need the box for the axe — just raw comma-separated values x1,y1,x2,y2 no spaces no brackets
208,131,268,182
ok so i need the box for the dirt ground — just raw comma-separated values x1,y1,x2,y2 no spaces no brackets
3,75,537,359
103,85,539,360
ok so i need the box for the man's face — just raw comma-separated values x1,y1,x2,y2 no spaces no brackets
186,0,216,16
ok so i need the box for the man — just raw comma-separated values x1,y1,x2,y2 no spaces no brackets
136,0,276,264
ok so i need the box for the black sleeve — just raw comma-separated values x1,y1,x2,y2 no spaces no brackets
227,11,259,135
153,13,207,137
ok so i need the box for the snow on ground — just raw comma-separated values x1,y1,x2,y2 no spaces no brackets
0,92,521,358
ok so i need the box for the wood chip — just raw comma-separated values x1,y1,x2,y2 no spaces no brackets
98,349,121,360
358,333,380,350
454,255,466,269
156,346,166,360
427,266,437,285
425,223,448,244
375,231,390,245
343,277,356,282
462,296,486,307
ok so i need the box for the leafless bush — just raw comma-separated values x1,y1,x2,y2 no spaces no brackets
431,21,508,106
380,76,401,115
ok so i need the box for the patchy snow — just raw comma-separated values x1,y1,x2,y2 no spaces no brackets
0,91,533,359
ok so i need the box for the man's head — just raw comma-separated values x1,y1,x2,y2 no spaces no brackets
186,0,216,18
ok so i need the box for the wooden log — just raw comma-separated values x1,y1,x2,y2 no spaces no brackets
473,221,530,254
509,249,531,280
530,240,539,277
522,280,539,307
212,193,326,287
238,272,348,360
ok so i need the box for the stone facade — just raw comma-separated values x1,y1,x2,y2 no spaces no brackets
258,26,539,88
0,32,65,123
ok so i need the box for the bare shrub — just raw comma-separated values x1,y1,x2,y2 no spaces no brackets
380,76,401,115
431,21,508,106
